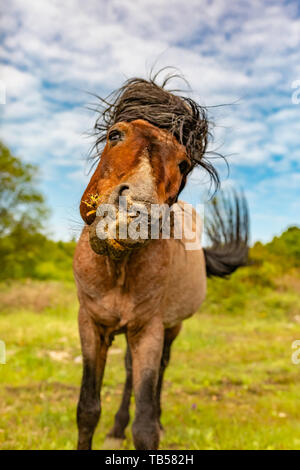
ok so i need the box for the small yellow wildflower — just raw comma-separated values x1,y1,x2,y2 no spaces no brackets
83,193,102,216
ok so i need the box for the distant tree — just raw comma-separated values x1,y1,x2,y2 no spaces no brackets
251,225,300,270
0,142,48,235
0,142,53,279
266,226,300,267
0,143,76,280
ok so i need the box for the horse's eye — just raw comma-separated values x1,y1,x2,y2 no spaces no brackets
178,160,189,174
108,129,122,143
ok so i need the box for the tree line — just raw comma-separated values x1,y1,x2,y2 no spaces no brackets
0,142,75,280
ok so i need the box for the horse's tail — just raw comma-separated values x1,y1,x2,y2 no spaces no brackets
203,190,249,278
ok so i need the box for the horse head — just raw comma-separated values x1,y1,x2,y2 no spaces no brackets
80,75,214,258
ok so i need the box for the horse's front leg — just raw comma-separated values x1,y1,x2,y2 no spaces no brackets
77,308,108,450
107,343,132,439
128,317,164,450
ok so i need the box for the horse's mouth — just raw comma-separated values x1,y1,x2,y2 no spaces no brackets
88,210,150,259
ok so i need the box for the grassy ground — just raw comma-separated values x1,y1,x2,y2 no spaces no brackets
0,268,300,450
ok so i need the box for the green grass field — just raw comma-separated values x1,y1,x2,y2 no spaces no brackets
1,254,300,449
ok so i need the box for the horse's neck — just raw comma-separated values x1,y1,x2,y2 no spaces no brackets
101,238,172,288
104,254,130,287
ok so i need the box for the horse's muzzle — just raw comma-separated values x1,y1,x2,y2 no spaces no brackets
88,202,151,259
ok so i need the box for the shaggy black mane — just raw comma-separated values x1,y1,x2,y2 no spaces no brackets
90,70,221,192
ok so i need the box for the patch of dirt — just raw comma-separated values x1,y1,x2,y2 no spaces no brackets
109,348,123,355
48,351,71,362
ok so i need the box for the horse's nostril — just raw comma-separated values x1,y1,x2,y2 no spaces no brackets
118,184,130,197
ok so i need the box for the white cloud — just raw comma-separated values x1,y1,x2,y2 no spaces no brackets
0,64,40,98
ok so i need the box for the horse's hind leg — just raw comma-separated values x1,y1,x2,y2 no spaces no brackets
156,323,182,430
107,343,132,439
77,309,108,450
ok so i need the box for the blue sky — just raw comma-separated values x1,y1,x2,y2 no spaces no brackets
0,0,299,243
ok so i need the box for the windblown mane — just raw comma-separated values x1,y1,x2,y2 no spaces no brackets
91,70,221,191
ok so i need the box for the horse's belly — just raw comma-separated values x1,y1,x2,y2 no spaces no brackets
162,248,207,328
162,286,205,328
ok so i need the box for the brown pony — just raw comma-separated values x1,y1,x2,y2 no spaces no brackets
73,74,249,450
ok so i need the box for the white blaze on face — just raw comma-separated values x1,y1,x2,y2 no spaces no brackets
125,152,158,205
